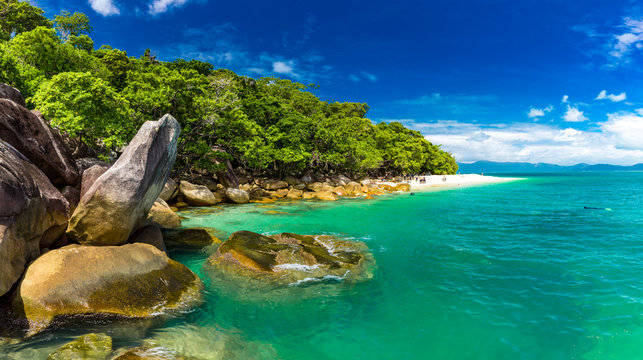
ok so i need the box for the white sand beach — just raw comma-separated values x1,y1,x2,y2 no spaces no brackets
378,174,524,192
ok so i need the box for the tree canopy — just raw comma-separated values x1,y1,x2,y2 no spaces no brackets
0,0,458,176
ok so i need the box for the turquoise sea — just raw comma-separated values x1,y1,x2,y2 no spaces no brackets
3,172,643,359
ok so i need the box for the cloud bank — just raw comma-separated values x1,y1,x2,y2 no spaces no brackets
384,111,643,166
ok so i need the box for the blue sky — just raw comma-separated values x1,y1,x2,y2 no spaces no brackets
32,0,643,165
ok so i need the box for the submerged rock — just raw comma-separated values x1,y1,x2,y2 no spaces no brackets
0,140,70,296
206,231,373,285
0,99,79,186
11,243,202,336
67,115,180,246
163,227,221,248
47,333,112,360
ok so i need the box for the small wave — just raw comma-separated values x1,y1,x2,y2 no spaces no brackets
273,263,321,271
288,274,345,287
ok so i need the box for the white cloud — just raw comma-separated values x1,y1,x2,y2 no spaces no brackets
562,95,569,103
563,105,588,122
387,116,643,165
595,90,627,102
600,111,643,149
272,61,296,76
348,74,360,82
608,17,643,64
88,0,120,16
527,105,553,119
148,0,188,15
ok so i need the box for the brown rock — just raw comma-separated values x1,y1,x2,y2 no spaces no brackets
159,178,178,202
332,186,347,196
302,191,316,199
148,198,181,229
11,243,202,336
60,185,80,213
206,231,373,285
0,99,79,186
306,182,324,192
0,83,26,107
180,180,221,206
225,188,249,204
129,225,167,254
286,188,303,200
0,140,70,296
314,190,338,201
260,179,289,190
344,182,361,195
394,183,411,192
273,188,289,198
67,115,180,246
163,227,221,248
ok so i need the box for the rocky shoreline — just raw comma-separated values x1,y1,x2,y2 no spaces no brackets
0,83,385,358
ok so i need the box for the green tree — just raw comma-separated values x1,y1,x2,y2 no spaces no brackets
53,10,91,40
0,0,51,41
32,72,131,154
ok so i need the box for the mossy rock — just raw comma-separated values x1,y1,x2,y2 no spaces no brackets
206,231,374,285
48,333,112,360
163,227,222,248
11,244,202,336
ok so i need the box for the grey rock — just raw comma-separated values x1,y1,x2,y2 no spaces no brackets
0,83,26,108
67,114,180,246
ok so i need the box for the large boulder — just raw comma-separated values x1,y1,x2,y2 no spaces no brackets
0,83,26,107
11,243,202,336
260,179,289,190
206,231,374,285
67,115,180,246
0,140,70,296
79,164,108,198
225,188,249,204
0,99,79,186
179,180,221,206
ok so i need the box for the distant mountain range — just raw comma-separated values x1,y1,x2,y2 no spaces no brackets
457,161,643,173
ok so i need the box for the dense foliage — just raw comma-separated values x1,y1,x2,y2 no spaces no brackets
0,0,457,176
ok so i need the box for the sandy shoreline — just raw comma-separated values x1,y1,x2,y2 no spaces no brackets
377,174,524,192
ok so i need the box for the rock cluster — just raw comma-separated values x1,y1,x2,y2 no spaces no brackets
206,231,374,285
0,85,202,337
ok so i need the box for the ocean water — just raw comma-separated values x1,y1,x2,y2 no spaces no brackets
3,172,643,359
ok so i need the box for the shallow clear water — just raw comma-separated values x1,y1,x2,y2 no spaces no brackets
3,172,643,359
